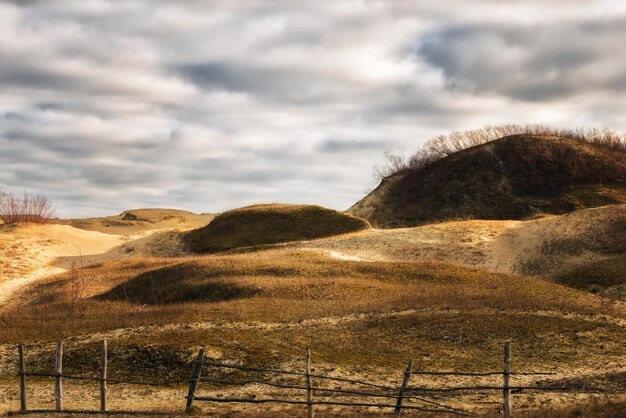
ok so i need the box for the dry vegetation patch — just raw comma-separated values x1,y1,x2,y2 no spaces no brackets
186,204,370,253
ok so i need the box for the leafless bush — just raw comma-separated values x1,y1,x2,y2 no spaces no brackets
0,190,56,224
376,124,626,179
67,260,86,317
373,150,410,179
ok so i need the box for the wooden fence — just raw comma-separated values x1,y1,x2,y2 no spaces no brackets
8,341,604,417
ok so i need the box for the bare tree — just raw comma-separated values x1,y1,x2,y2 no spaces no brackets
0,190,56,224
373,150,411,179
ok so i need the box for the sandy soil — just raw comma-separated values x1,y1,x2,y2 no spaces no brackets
0,224,187,308
300,204,626,279
1,372,621,417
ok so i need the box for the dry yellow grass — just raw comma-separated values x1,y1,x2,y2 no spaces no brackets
2,249,624,372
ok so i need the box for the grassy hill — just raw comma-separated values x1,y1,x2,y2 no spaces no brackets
350,132,626,228
186,204,370,253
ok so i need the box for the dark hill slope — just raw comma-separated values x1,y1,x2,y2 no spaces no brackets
187,204,370,253
349,135,626,228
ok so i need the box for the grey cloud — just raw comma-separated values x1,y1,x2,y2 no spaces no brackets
0,65,73,91
416,21,626,101
318,139,387,153
176,61,356,105
1,111,28,122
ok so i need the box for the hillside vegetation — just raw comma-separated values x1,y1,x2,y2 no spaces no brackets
351,126,626,227
553,255,626,299
4,249,624,366
186,204,370,253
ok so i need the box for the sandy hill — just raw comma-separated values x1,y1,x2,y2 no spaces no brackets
57,208,215,234
0,222,190,307
349,134,626,228
186,204,370,253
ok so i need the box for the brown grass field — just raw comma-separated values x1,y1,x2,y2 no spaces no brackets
1,245,625,416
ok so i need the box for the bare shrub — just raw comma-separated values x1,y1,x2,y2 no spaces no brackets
67,260,86,317
373,150,411,179
0,190,56,224
375,124,626,179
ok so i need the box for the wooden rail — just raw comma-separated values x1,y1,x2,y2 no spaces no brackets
187,342,568,416
9,341,606,416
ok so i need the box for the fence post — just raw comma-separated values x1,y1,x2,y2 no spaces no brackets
54,341,64,411
185,348,205,414
503,342,511,418
394,359,413,417
18,344,26,412
100,340,108,412
305,348,314,418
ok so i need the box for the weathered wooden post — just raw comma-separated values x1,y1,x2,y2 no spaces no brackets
503,342,511,418
55,341,64,411
100,340,108,412
305,349,314,418
18,344,26,412
185,348,205,414
394,359,413,417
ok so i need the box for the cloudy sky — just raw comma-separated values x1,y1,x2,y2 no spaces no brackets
2,0,626,217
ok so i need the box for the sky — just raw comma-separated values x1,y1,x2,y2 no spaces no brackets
1,0,626,218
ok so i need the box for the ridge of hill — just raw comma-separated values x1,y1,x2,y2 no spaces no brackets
350,134,626,228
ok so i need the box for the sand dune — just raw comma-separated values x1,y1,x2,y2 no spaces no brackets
1,204,623,307
300,204,626,282
56,208,214,235
0,224,185,307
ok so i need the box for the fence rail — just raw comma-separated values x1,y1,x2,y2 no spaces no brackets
8,340,606,417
